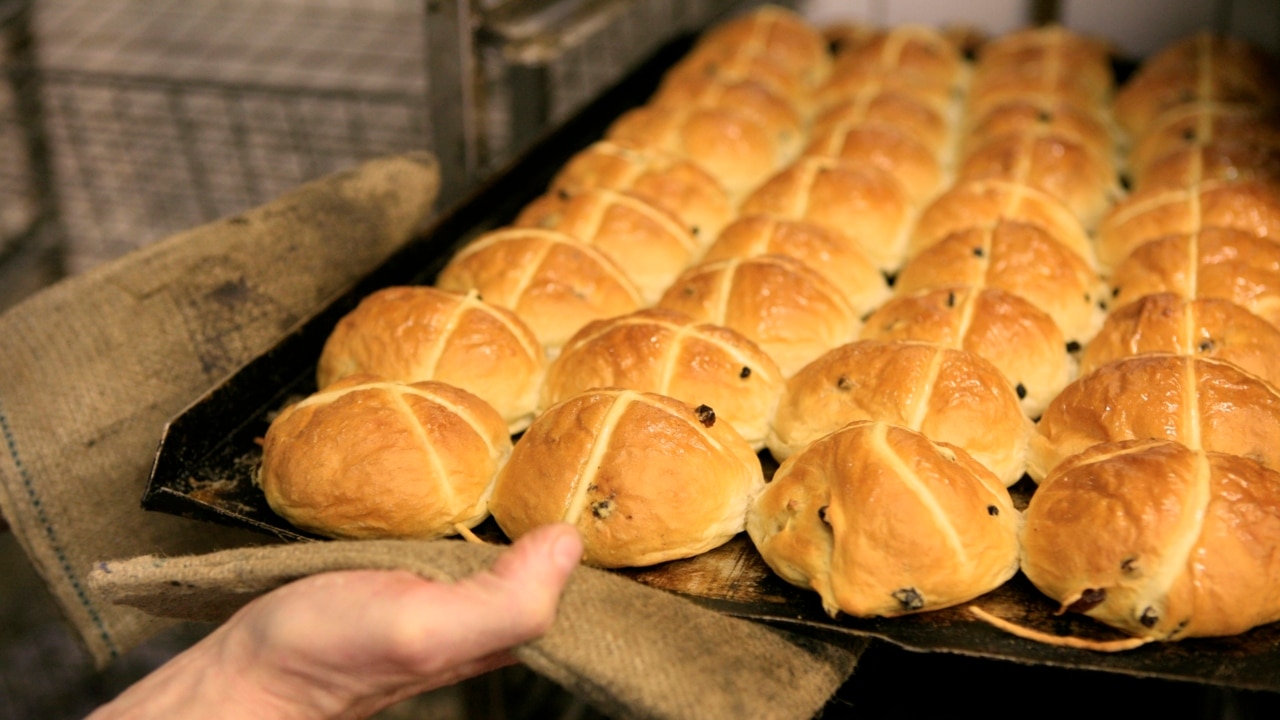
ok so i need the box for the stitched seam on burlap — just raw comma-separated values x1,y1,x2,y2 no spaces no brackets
0,395,118,658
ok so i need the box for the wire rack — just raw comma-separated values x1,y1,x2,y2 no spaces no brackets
3,0,777,275
32,0,431,272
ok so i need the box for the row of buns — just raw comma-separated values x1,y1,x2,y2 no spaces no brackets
751,21,1120,622
252,6,1280,644
1013,32,1280,643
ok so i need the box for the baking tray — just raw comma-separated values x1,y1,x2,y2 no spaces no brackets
143,35,1280,694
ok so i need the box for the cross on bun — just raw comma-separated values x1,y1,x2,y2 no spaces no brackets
748,420,1020,618
1029,354,1280,481
1080,293,1280,385
1022,439,1280,640
435,227,644,355
541,309,784,449
769,339,1032,486
490,388,764,568
316,286,546,434
258,375,512,540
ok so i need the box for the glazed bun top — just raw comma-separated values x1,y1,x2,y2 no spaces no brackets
1022,439,1280,640
748,420,1020,619
769,339,1032,486
541,308,784,449
317,286,546,434
1029,354,1280,482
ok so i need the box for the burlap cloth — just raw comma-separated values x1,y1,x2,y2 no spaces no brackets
0,153,862,719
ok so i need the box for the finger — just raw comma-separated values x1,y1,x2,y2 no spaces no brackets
469,522,583,635
394,523,581,670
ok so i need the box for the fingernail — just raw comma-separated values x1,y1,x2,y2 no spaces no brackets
552,527,583,572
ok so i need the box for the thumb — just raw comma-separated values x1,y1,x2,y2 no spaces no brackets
454,523,584,650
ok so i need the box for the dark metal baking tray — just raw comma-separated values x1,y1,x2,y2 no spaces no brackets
143,36,1280,694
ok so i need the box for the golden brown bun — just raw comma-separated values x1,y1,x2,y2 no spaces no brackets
969,26,1113,111
490,388,765,568
1028,354,1280,481
1126,103,1280,181
1134,141,1280,191
605,104,792,198
650,72,805,148
967,67,1112,125
513,186,700,304
1114,34,1278,136
435,227,644,355
317,287,546,434
1080,293,1280,385
956,132,1120,228
909,179,1095,267
895,220,1107,345
748,420,1020,618
683,4,831,92
1022,439,1280,640
550,140,733,243
258,375,512,540
860,286,1072,418
831,26,966,93
961,96,1113,161
810,89,951,155
814,64,955,121
656,254,860,377
661,47,809,112
740,156,914,271
976,25,1112,75
803,122,944,202
700,214,891,312
769,340,1032,485
1109,229,1280,328
541,308,783,449
1096,179,1280,272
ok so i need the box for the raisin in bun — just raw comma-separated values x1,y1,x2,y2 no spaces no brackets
748,420,1020,618
1108,229,1280,328
257,375,512,540
909,179,1095,268
894,220,1107,345
860,286,1072,418
1080,293,1280,385
769,340,1032,486
317,287,545,433
657,254,861,377
961,96,1113,163
1028,354,1280,482
435,227,644,356
700,214,891,312
490,388,765,568
514,186,700,304
1022,439,1280,640
541,309,784,449
1126,104,1280,176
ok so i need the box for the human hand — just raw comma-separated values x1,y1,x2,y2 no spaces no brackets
88,523,583,720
